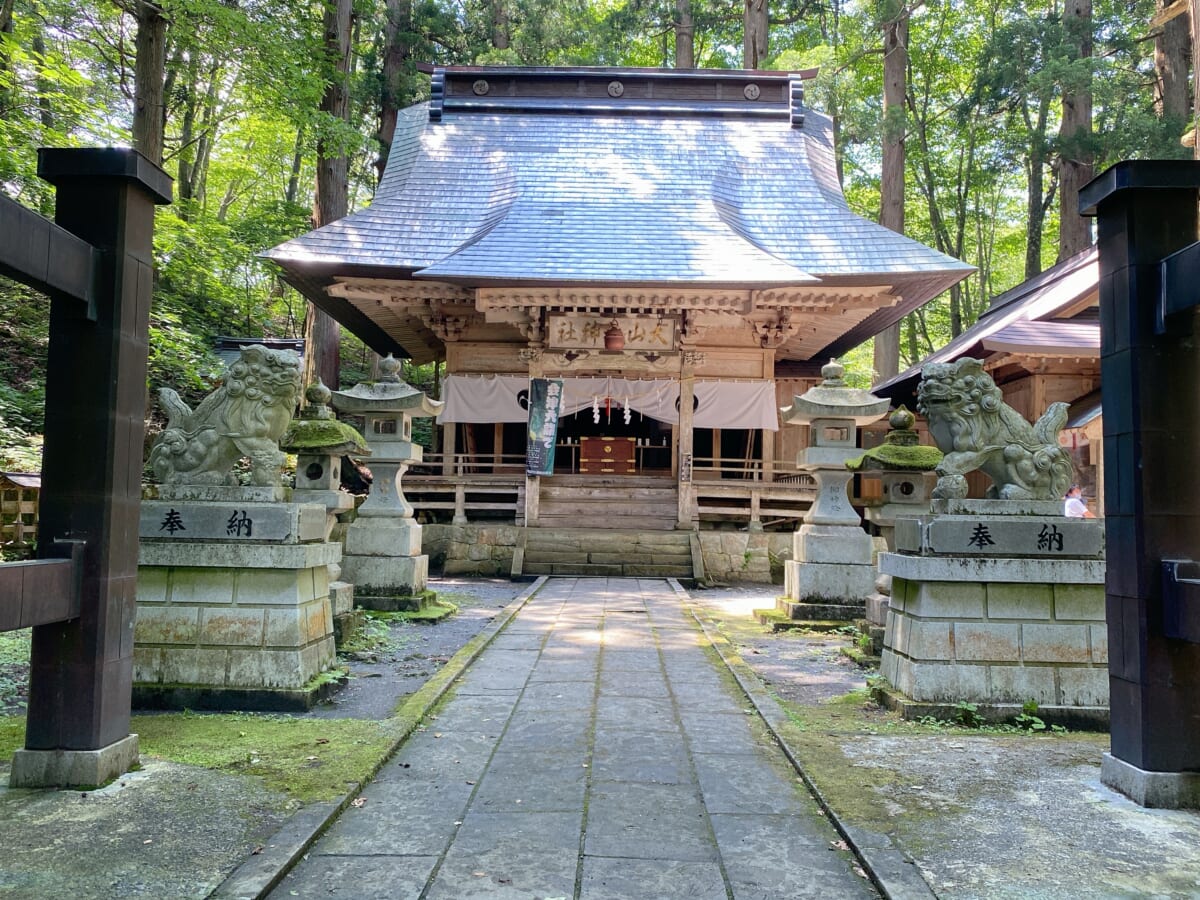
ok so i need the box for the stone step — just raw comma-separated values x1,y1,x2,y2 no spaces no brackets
536,514,678,531
525,529,691,549
519,526,695,578
525,547,696,561
776,598,866,622
753,609,851,633
524,562,625,577
524,561,692,578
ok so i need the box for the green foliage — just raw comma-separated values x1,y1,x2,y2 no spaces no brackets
953,701,983,728
0,0,1182,461
0,629,31,712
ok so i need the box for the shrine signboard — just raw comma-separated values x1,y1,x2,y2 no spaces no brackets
526,378,563,476
547,313,677,351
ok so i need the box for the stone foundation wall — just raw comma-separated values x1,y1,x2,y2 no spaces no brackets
135,560,336,691
425,523,523,576
697,532,791,584
880,577,1108,708
424,525,793,583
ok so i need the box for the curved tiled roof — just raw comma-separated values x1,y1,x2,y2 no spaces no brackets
264,66,972,359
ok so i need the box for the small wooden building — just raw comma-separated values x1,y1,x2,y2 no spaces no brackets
0,471,40,548
266,65,971,536
876,247,1102,512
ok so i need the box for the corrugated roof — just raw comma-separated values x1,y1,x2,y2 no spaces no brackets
265,66,972,360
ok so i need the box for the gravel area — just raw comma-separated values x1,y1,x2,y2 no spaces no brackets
687,581,867,704
307,577,527,720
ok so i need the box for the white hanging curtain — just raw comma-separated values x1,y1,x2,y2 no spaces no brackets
440,375,778,431
440,374,528,423
694,381,779,431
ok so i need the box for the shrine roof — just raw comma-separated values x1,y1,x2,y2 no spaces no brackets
265,66,973,357
875,246,1099,405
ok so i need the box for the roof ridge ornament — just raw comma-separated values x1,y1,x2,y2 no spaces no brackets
790,76,806,128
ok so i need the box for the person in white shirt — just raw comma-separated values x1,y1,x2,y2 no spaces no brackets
1064,484,1095,518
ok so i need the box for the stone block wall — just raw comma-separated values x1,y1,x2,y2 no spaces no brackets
423,524,793,583
425,523,523,576
697,532,791,584
880,577,1107,708
135,562,336,691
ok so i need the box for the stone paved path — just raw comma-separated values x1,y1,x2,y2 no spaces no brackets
271,578,876,899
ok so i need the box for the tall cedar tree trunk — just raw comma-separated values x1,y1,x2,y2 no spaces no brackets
177,52,199,210
1194,0,1200,159
0,0,12,112
1156,0,1191,122
744,1,768,68
1058,0,1092,261
306,0,353,392
873,6,907,382
675,0,694,68
491,0,509,49
1024,98,1053,279
376,0,412,180
132,1,167,165
287,126,304,205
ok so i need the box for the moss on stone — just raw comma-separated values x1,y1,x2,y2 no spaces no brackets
846,442,943,472
280,419,369,455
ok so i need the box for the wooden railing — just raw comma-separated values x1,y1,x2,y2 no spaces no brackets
692,456,816,485
413,451,814,484
693,481,816,529
410,452,528,476
405,474,525,525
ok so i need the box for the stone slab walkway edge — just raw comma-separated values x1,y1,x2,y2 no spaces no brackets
208,576,549,900
674,579,938,900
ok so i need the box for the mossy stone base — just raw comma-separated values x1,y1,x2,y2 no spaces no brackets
333,609,367,647
354,588,438,613
133,674,347,713
753,608,849,633
871,685,1109,731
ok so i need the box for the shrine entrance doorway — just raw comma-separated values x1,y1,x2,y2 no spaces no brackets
553,408,673,476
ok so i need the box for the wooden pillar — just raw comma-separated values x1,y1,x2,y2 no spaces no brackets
762,427,776,483
453,483,467,525
24,149,171,756
1083,161,1200,803
493,422,504,471
442,422,456,475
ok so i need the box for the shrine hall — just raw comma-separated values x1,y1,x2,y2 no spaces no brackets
265,65,971,556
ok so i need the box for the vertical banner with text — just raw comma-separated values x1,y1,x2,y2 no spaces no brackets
526,378,563,476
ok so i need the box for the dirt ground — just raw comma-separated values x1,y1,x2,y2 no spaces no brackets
307,577,527,720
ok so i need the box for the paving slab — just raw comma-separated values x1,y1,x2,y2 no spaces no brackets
268,577,874,899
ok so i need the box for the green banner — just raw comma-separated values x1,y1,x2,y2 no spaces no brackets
526,378,563,476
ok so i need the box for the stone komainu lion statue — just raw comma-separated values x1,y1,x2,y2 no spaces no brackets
148,344,302,487
916,358,1074,501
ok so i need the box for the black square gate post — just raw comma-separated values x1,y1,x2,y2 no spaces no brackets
1081,161,1200,807
9,149,171,787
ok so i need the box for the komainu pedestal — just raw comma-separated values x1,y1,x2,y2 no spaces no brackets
878,502,1107,725
134,489,340,710
136,346,340,711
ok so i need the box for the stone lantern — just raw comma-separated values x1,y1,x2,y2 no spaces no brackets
332,355,444,609
779,359,888,614
281,380,371,638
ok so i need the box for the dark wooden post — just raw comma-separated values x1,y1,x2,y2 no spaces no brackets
12,149,170,787
1080,161,1200,807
